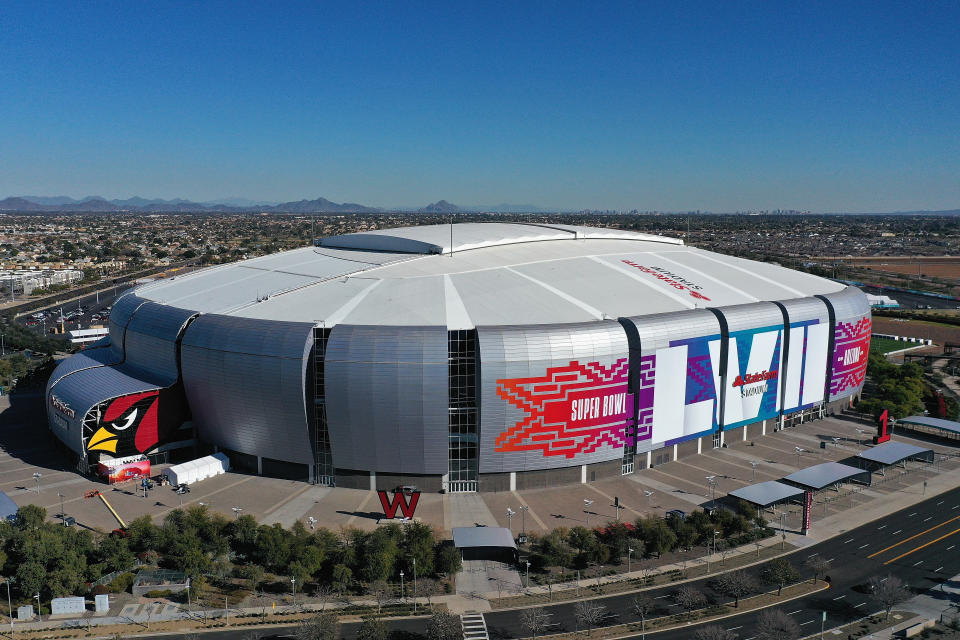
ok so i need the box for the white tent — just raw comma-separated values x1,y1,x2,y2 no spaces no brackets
164,453,231,485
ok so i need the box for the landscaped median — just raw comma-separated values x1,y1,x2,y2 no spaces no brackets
492,538,796,609
518,579,829,640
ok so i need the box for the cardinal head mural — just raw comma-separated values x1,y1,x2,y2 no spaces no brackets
85,386,186,457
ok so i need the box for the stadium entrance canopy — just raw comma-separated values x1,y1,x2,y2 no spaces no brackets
898,416,960,442
453,527,518,562
856,441,934,473
783,461,871,491
728,481,806,510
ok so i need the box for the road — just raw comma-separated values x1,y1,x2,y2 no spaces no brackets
144,486,960,639
861,284,959,310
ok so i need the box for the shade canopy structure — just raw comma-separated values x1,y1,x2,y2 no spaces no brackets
728,481,806,508
782,461,871,490
0,490,17,521
453,526,518,550
453,526,518,562
856,441,935,467
898,416,960,440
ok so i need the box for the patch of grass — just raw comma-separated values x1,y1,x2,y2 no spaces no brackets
871,336,915,354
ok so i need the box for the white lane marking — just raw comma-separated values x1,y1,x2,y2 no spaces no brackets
787,609,802,615
858,543,869,549
923,517,933,522
892,529,903,535
948,545,956,551
877,525,887,530
654,595,670,599
800,620,815,626
727,626,743,631
807,552,819,557
936,566,944,572
913,560,924,566
953,505,958,510
855,602,866,608
827,557,835,562
832,594,846,601
909,512,917,517
937,501,944,505
844,538,854,544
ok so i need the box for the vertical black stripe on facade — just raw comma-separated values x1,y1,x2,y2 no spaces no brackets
770,301,791,417
706,307,730,432
618,317,642,451
174,313,200,382
814,294,838,402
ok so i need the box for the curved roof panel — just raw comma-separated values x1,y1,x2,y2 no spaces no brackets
135,223,848,328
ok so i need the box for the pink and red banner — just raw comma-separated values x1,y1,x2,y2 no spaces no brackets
495,358,633,459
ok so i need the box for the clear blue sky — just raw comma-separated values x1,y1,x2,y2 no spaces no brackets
2,1,958,212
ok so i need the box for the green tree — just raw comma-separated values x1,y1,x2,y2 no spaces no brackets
95,535,135,573
331,564,353,595
15,504,46,530
15,561,45,600
362,528,399,582
126,515,161,553
435,545,461,575
643,519,678,558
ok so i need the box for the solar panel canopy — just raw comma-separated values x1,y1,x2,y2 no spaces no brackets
783,461,871,490
728,481,805,507
856,441,934,466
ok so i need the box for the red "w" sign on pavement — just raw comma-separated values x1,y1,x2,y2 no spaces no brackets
377,490,420,519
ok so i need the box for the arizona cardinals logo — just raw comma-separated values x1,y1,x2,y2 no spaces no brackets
86,391,161,455
495,359,633,459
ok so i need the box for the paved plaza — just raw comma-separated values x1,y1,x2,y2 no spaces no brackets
3,391,959,541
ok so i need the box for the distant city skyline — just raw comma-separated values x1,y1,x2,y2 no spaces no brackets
2,2,958,212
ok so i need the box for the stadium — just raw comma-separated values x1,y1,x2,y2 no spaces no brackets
45,223,871,493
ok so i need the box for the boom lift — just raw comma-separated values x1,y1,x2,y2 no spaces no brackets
84,490,128,536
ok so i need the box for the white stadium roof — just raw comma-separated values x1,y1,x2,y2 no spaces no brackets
135,222,845,328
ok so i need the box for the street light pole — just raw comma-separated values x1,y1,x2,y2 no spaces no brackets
525,561,531,589
58,492,65,525
519,505,528,540
399,571,404,603
627,547,633,574
412,558,417,614
583,499,593,527
4,577,13,632
33,472,41,494
506,508,515,537
291,578,296,607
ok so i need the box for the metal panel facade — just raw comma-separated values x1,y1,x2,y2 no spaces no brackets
822,286,871,401
180,314,314,465
46,364,166,454
478,322,630,473
109,293,147,359
622,309,723,451
324,325,448,474
123,302,195,384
